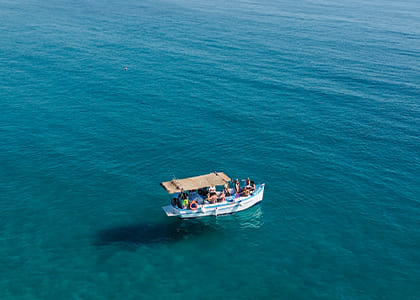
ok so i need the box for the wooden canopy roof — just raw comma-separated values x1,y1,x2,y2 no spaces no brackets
160,172,231,194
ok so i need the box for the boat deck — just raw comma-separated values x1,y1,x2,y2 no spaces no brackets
163,184,265,218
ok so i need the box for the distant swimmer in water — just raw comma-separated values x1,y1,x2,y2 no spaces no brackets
124,67,128,71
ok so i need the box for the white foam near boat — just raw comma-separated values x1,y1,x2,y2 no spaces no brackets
161,172,265,219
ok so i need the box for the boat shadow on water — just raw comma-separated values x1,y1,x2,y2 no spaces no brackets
94,218,220,249
94,205,263,249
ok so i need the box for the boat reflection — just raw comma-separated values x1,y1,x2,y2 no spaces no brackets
184,204,264,230
215,204,264,229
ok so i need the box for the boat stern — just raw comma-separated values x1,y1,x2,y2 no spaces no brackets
162,205,180,217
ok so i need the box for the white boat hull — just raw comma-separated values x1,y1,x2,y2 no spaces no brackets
162,184,265,219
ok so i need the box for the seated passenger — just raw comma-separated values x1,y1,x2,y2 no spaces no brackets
178,189,188,208
211,192,217,204
172,197,178,207
207,185,217,203
208,185,216,195
182,198,189,209
241,187,250,197
218,192,226,202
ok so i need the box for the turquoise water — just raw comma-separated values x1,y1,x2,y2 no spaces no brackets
0,0,419,298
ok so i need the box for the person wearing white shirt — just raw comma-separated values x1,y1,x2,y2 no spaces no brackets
208,185,216,195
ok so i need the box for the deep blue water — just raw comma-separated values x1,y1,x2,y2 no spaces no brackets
0,0,419,298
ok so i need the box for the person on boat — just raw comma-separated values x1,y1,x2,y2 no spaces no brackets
176,193,182,208
182,198,189,209
218,192,226,202
172,197,178,207
211,192,218,204
235,179,240,194
238,178,252,195
250,181,256,192
245,177,251,187
241,187,250,197
223,183,231,196
207,185,216,202
205,192,217,204
208,185,216,195
178,189,189,209
212,195,218,203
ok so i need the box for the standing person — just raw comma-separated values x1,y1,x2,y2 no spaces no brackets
235,179,240,194
245,177,251,189
223,183,231,196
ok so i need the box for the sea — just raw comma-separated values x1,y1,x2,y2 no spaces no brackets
0,0,419,299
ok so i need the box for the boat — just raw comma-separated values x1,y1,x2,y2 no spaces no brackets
161,172,265,219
